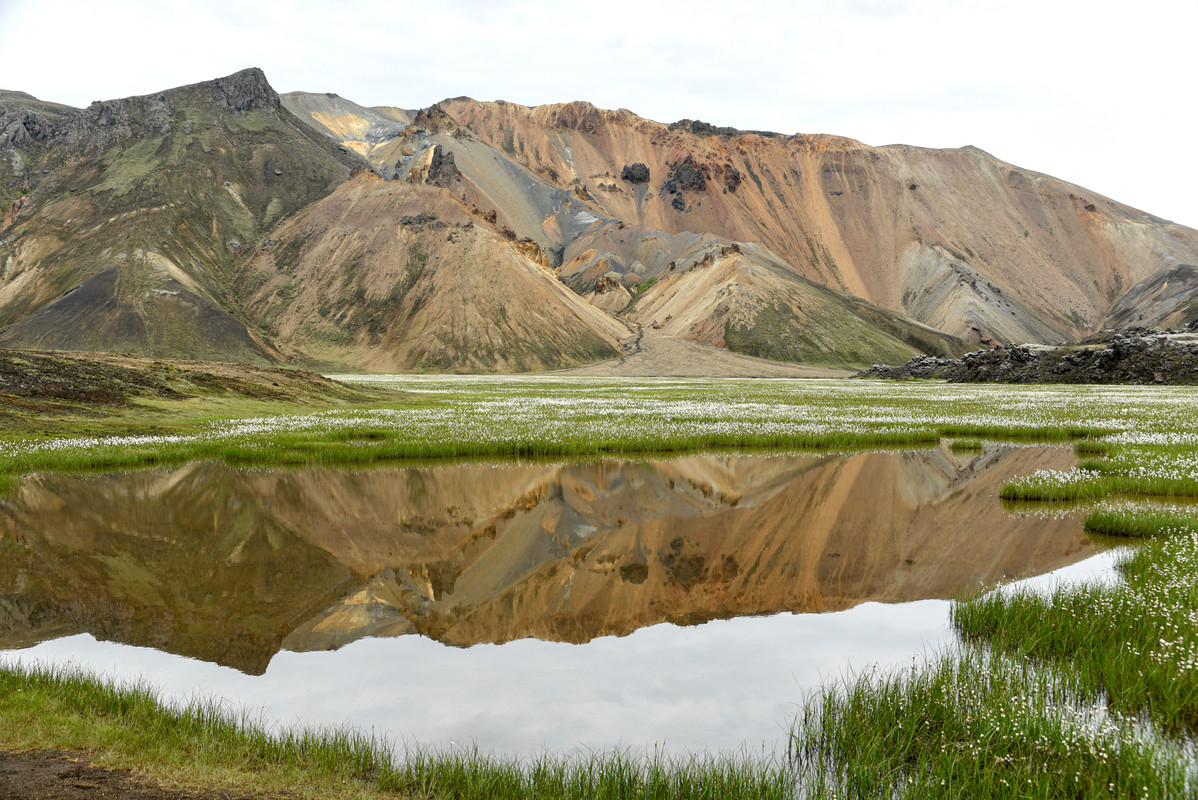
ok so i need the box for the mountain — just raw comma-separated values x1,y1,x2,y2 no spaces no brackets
422,99,1198,344
2,68,1196,372
0,68,357,364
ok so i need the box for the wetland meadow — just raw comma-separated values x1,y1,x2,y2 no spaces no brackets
2,375,1198,798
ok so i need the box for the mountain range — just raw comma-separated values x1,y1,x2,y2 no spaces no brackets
2,67,1195,373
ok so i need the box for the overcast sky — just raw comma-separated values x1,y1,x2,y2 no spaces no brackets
2,0,1195,228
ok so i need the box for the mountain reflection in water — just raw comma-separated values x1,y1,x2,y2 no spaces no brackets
0,445,1094,675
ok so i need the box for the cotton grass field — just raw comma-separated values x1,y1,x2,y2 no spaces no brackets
3,375,1198,798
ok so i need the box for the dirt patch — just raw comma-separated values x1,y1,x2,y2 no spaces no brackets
0,749,274,799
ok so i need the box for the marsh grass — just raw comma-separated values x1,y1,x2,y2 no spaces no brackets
5,377,1182,493
0,663,795,800
0,425,941,492
797,505,1198,796
1001,443,1198,502
1083,507,1198,538
791,652,1189,799
794,384,1198,797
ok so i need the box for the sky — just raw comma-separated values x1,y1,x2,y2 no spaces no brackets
2,0,1196,228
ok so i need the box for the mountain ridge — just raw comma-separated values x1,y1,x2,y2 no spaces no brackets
2,68,1195,373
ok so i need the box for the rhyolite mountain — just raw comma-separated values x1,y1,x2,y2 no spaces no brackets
2,68,1195,373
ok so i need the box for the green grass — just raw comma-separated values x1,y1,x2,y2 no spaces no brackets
9,378,1185,495
1002,443,1198,501
791,652,1189,799
795,417,1198,796
1083,506,1198,539
0,662,794,800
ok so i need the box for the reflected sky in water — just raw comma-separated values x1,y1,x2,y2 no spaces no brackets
3,551,1117,755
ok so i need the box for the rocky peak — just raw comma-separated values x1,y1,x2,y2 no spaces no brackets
54,67,280,151
544,101,605,133
669,118,739,138
56,94,173,151
198,67,280,114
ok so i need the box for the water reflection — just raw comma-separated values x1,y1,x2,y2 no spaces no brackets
0,445,1094,675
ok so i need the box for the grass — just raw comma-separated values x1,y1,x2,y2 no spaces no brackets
791,652,1189,799
0,662,794,800
794,405,1198,798
6,377,1186,495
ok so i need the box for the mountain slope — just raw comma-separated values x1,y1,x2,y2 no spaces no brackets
432,98,1198,343
280,91,412,165
0,68,358,362
236,172,627,371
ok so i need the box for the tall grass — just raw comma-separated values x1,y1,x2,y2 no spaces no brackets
791,652,1189,799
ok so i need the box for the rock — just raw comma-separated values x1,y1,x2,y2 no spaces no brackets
857,327,1198,384
400,212,438,228
723,164,742,193
668,119,739,137
671,155,707,192
426,145,461,187
202,67,281,114
0,109,52,147
620,162,650,184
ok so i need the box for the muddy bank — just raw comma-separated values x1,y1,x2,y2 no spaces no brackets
857,324,1198,384
0,749,271,799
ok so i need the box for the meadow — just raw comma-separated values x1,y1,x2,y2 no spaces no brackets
2,375,1198,798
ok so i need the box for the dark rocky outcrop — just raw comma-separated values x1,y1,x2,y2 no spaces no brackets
668,119,739,137
620,162,650,184
722,163,742,193
426,144,461,187
54,67,280,152
669,155,707,192
0,108,53,148
858,323,1198,384
660,155,708,211
198,67,280,114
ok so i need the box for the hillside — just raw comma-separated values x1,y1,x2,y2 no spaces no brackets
2,69,1196,372
0,68,357,364
427,99,1198,344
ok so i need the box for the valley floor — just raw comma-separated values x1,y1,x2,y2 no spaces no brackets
558,327,852,378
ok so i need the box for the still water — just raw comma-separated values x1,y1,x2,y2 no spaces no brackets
0,444,1105,754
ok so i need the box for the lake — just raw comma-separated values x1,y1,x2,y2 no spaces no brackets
0,444,1104,754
